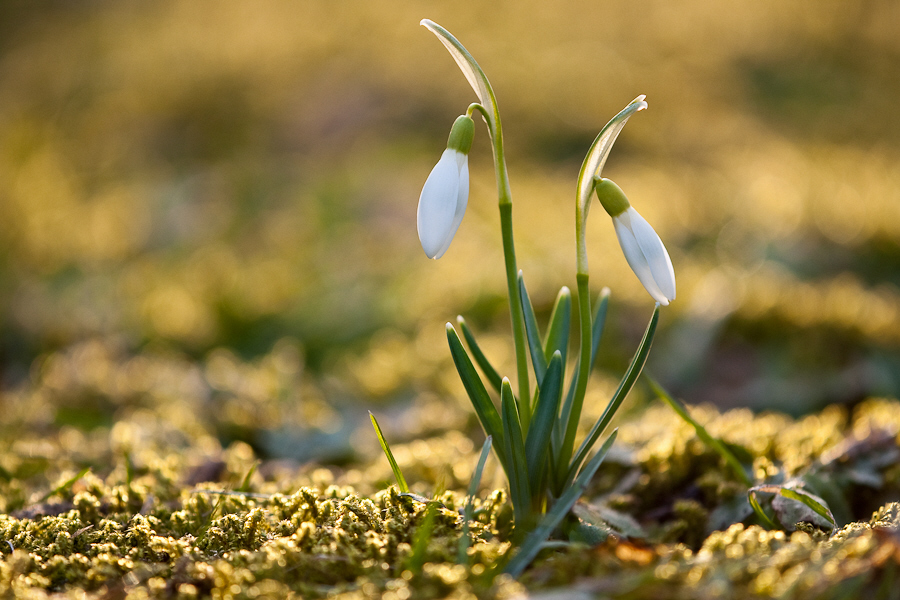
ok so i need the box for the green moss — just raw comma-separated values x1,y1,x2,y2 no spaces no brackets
2,347,900,599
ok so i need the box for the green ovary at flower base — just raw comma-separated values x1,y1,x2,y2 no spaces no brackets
595,177,676,305
417,115,475,259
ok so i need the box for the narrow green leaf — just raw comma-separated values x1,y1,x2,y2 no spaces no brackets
543,287,571,365
501,378,531,524
406,501,439,574
556,289,610,450
237,460,260,493
517,271,547,384
469,437,493,499
37,467,91,504
458,436,493,565
457,316,503,394
748,489,779,530
801,473,852,526
369,412,409,493
647,377,753,487
525,352,563,488
566,305,659,487
446,323,505,452
779,488,836,529
750,484,836,531
505,430,618,577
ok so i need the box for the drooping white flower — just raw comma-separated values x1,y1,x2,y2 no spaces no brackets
595,178,676,305
417,115,474,259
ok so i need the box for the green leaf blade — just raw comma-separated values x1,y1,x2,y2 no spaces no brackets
369,412,409,494
505,430,618,577
648,376,753,487
458,436,493,564
517,271,547,385
543,287,571,365
525,352,563,489
447,323,505,452
566,305,659,487
501,379,532,524
457,316,503,394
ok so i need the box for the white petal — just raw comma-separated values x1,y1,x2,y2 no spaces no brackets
433,156,468,259
418,149,460,259
627,208,676,303
613,213,669,305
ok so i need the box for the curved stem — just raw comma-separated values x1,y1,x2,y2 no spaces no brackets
493,122,530,416
470,102,530,410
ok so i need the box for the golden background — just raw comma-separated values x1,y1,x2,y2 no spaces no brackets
1,0,898,465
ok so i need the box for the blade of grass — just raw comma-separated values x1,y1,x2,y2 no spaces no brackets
647,377,753,487
406,500,439,574
458,436,493,564
779,488,836,530
504,430,618,577
517,271,547,386
751,484,836,531
457,316,503,394
565,305,659,488
237,460,260,493
447,323,505,454
748,488,780,530
525,352,562,490
369,411,409,493
501,378,532,526
543,287,571,366
37,466,91,504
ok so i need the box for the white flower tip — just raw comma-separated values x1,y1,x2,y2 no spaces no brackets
613,207,676,306
417,149,469,259
420,18,434,27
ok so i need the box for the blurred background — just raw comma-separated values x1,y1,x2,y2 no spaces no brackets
1,0,899,476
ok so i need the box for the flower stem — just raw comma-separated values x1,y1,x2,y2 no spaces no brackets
485,112,531,427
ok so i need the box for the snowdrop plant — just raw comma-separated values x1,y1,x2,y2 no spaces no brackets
411,19,675,573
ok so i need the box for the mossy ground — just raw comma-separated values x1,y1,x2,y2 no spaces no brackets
2,340,899,599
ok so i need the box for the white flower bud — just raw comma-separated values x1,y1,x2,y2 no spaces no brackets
595,178,676,305
417,116,474,259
